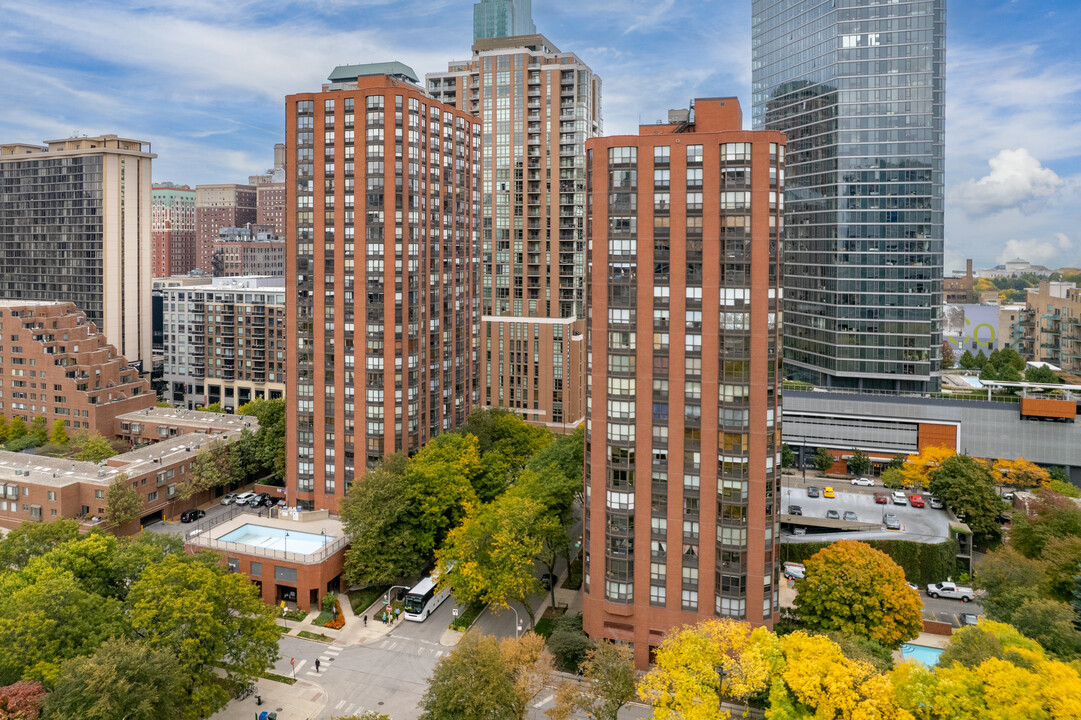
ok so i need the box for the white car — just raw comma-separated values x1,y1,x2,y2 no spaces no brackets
891,491,908,505
851,477,875,487
233,491,257,506
929,496,944,509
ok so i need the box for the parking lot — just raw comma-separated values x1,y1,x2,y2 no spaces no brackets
780,484,954,544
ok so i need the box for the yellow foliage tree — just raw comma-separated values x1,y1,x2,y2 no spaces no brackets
900,446,955,489
990,457,1050,487
638,619,781,720
771,632,909,720
973,278,996,293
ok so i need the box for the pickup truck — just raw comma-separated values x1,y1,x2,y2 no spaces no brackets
926,582,977,602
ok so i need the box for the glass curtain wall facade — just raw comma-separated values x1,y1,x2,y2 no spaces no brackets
752,0,945,392
473,0,536,42
286,72,481,511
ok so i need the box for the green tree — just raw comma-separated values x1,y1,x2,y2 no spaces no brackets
941,340,956,368
340,454,426,586
525,424,583,485
880,467,906,489
72,431,116,463
1042,536,1081,601
824,631,894,674
48,419,68,446
126,554,280,719
0,415,8,441
198,402,225,413
1026,365,1058,383
1011,489,1081,558
574,641,637,720
419,632,549,720
103,474,141,528
28,418,47,446
793,540,923,649
781,443,796,470
959,349,977,369
847,449,871,477
511,464,580,596
437,493,554,630
235,397,286,481
927,454,1005,539
974,349,989,369
937,624,1007,668
1010,597,1081,659
887,454,906,470
6,417,26,440
177,439,234,500
812,446,834,474
405,433,482,555
544,614,593,673
43,638,186,720
0,520,81,570
26,533,121,599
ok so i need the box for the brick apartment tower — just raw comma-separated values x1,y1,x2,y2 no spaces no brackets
257,182,287,237
0,135,155,370
195,184,257,274
584,99,785,667
152,184,197,277
285,64,481,511
427,31,601,431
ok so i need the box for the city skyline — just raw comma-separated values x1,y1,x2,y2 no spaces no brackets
1,0,1079,271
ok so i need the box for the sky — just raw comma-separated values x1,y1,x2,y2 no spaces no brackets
1,0,1079,273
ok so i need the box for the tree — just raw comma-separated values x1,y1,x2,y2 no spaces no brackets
812,446,834,474
0,681,45,720
937,623,1009,669
526,424,583,485
900,445,955,489
235,397,286,481
959,349,977,369
6,418,26,440
793,540,923,649
511,465,579,604
72,431,116,462
419,631,550,720
437,493,554,629
340,454,426,586
544,614,593,673
0,520,81,570
177,439,234,500
847,448,871,477
103,474,141,528
880,467,906,489
126,554,280,719
0,416,7,442
973,545,1048,622
1009,597,1081,659
991,457,1050,488
43,639,186,720
974,349,988,369
928,454,1005,538
574,642,637,720
1026,365,1058,383
1041,536,1081,601
824,631,894,674
638,619,780,720
1010,489,1081,558
405,433,482,554
198,402,225,413
781,443,796,470
941,340,956,368
28,418,47,446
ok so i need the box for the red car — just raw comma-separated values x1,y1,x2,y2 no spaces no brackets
909,494,925,508
873,492,889,504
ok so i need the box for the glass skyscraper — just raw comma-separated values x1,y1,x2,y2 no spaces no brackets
473,0,536,42
753,0,945,393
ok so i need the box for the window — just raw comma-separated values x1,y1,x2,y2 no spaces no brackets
250,562,262,577
681,589,698,611
650,585,666,606
227,558,240,573
147,491,158,502
94,489,104,499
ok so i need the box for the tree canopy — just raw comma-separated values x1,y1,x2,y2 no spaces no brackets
928,454,1006,539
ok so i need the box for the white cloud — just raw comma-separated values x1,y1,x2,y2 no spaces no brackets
951,148,1064,216
995,233,1074,265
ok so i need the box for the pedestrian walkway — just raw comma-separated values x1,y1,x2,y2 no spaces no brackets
208,678,325,720
278,591,407,647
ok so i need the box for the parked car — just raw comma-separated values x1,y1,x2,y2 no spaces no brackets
823,486,835,499
252,492,271,508
233,492,256,506
905,582,920,593
883,513,901,530
926,582,977,602
788,505,803,516
180,509,205,523
873,492,889,504
275,499,288,509
783,562,806,580
843,511,858,522
825,509,840,520
929,496,944,509
909,494,926,508
1002,491,1015,501
793,527,807,536
807,486,820,498
539,573,558,590
891,491,908,506
851,477,875,487
220,493,237,506
960,612,980,626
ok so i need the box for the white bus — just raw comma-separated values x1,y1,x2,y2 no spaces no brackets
403,569,451,622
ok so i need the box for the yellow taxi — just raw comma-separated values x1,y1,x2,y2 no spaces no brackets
823,486,835,499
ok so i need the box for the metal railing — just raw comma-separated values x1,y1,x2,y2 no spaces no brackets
183,505,349,564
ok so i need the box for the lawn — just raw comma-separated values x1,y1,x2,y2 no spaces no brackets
350,585,390,615
297,630,333,643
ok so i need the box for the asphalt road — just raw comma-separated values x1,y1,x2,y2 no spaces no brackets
780,484,953,544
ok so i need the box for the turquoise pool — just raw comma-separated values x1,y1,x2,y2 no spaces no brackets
901,643,944,666
219,524,333,555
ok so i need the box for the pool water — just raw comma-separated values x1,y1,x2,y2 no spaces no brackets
901,644,944,666
960,376,984,388
219,524,334,555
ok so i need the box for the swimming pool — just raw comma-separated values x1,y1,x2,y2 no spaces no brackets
219,524,334,555
900,643,944,666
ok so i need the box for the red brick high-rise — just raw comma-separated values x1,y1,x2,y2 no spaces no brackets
195,184,256,274
584,98,785,667
285,63,481,511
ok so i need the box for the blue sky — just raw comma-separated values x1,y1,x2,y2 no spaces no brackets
1,0,1079,272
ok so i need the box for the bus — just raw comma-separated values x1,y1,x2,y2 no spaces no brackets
403,568,451,622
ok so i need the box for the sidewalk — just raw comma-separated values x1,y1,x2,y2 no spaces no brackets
278,591,405,647
209,678,325,720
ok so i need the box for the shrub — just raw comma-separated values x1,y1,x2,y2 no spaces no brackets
781,533,961,587
322,592,338,614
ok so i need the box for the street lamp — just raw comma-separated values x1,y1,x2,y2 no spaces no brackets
509,604,523,639
284,531,289,555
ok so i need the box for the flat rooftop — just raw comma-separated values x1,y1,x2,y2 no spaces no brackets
116,407,260,433
187,509,346,564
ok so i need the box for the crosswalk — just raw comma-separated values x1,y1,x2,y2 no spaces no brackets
304,644,342,677
374,637,448,659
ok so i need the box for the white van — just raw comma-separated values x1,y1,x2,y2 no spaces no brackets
783,562,806,580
